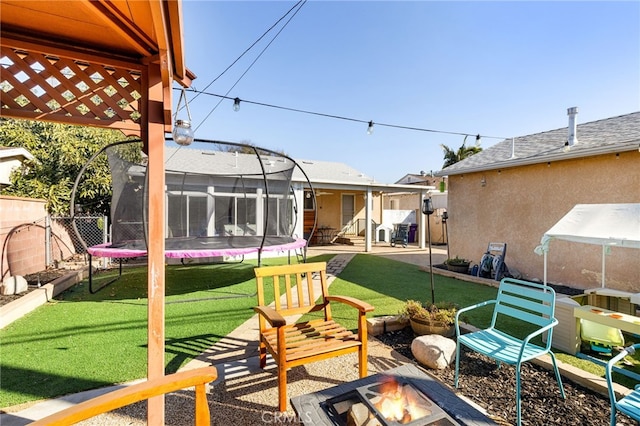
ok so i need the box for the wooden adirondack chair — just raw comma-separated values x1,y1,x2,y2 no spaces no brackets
253,261,374,411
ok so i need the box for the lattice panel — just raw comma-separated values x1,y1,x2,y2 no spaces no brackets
0,46,142,127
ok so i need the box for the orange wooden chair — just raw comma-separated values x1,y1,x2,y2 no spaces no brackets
253,261,374,411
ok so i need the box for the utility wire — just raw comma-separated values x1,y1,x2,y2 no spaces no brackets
193,0,307,132
189,0,307,104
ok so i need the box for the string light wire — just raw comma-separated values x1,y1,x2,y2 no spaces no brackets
188,89,510,141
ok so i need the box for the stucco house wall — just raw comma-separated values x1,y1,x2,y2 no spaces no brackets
444,117,639,292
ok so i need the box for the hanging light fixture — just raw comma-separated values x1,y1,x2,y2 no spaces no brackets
233,97,241,112
367,121,374,135
172,88,194,146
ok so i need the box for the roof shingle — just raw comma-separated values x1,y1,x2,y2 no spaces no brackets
436,111,640,176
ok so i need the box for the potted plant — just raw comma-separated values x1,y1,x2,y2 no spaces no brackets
445,256,471,274
400,300,458,337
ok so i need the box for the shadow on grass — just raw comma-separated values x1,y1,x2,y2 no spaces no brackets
59,262,259,302
0,365,114,406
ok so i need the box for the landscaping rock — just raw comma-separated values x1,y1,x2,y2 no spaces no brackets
410,334,456,369
1,275,28,295
367,315,408,336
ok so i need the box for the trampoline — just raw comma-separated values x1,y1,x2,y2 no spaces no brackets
71,138,315,293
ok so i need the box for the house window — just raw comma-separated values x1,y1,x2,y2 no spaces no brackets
167,192,208,237
213,195,257,236
265,196,294,236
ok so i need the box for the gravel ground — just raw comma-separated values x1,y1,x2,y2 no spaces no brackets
376,327,636,426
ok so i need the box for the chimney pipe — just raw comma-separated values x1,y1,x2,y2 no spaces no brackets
567,107,578,146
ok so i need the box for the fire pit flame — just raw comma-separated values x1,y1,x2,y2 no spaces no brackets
372,377,431,424
293,364,493,426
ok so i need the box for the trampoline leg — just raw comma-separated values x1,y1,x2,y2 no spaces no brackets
89,255,124,294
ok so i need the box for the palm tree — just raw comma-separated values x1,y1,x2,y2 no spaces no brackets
440,135,483,168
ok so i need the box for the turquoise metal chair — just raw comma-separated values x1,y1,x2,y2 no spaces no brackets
605,344,640,426
454,278,566,426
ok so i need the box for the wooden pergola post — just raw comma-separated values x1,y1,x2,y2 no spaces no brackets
143,60,168,425
1,2,195,424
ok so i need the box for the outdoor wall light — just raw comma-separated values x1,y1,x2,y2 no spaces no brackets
441,211,448,223
480,176,486,187
367,121,374,135
422,197,434,216
173,88,194,146
233,97,241,112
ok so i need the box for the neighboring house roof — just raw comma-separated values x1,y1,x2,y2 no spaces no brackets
0,146,34,161
435,111,640,176
293,157,377,186
395,173,431,185
164,146,431,193
0,146,35,186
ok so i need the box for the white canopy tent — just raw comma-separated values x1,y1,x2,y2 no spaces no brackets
535,203,640,288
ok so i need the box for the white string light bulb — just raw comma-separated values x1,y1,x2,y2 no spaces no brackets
367,121,374,135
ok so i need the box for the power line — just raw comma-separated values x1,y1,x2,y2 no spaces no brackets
193,0,307,132
190,0,307,103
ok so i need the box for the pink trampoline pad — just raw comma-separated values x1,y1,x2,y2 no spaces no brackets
88,237,307,259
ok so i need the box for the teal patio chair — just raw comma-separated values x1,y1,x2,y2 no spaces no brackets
605,344,640,426
454,277,566,426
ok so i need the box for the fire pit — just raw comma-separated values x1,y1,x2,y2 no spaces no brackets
291,364,495,426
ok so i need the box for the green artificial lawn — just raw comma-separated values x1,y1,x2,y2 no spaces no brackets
0,254,329,408
305,254,499,332
1,253,637,408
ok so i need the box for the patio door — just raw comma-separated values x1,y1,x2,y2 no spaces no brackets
341,194,355,230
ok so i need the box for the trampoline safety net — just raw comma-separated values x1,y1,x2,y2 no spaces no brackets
74,139,309,256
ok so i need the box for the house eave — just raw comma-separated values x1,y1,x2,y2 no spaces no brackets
0,147,35,161
297,178,436,194
434,140,640,177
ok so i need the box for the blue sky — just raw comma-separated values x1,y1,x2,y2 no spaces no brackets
179,1,640,183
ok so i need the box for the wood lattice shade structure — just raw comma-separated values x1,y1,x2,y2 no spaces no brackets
1,45,144,132
1,1,195,423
